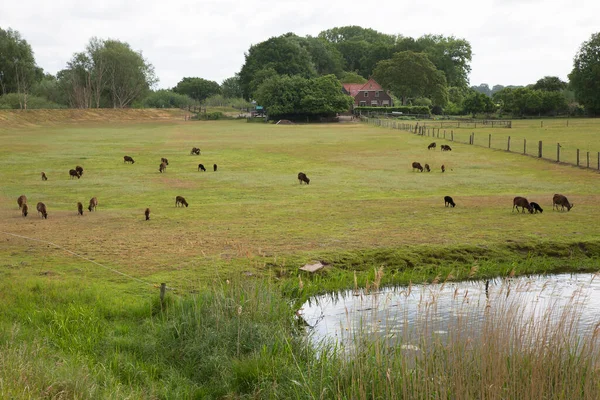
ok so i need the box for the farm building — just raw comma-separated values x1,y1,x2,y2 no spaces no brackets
342,78,393,108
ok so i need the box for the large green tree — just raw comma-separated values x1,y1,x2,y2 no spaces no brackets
0,27,42,108
58,38,156,108
254,74,352,119
462,90,496,116
531,76,567,92
373,51,448,106
221,75,242,98
173,77,221,102
413,35,472,89
238,35,317,99
568,32,600,115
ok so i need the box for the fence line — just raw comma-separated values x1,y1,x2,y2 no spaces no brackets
364,117,600,171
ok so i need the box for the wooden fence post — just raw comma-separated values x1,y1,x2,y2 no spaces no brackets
489,133,491,148
524,139,526,155
577,149,580,166
444,130,446,139
160,283,166,304
587,151,590,168
451,130,454,141
538,141,542,158
557,143,561,163
507,136,511,152
541,121,543,128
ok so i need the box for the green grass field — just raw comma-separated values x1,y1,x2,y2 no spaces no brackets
1,112,600,398
1,116,600,290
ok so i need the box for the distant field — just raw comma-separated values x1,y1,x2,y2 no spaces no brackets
1,116,599,292
410,118,600,167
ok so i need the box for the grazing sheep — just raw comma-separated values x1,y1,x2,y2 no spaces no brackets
412,162,423,172
69,169,81,179
424,164,431,172
123,156,135,164
22,203,28,217
77,202,84,216
441,144,452,151
198,163,206,172
145,208,150,220
41,172,48,181
444,196,456,207
213,163,217,172
75,166,84,176
161,158,169,165
428,142,436,150
190,147,200,155
36,202,48,219
159,162,167,173
441,165,446,173
530,202,543,213
17,195,27,209
88,197,98,212
553,194,573,211
513,196,533,214
175,196,189,207
297,172,310,184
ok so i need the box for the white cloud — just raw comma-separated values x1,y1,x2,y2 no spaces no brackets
1,0,598,89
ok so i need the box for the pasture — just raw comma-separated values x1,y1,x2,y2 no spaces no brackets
1,116,600,292
2,112,600,398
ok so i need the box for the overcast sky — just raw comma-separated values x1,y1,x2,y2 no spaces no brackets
1,0,598,90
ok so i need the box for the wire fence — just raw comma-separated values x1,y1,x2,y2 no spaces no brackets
364,117,600,171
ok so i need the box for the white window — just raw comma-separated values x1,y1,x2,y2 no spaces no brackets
359,101,367,106
382,100,390,106
364,92,368,97
371,100,378,106
375,91,380,97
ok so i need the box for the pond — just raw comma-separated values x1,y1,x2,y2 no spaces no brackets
299,273,600,349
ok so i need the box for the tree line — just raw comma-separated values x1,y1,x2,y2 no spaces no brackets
1,25,599,117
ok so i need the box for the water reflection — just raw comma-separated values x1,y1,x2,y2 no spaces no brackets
299,273,600,348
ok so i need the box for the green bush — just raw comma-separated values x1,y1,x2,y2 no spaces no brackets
139,90,195,109
354,105,430,114
0,93,65,109
197,111,225,120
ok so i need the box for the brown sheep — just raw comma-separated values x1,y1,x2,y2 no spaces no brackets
428,142,436,150
298,172,310,184
175,196,189,207
412,162,423,172
441,165,446,173
161,158,169,165
190,147,200,155
213,163,218,172
424,164,431,172
36,202,48,219
123,156,135,164
77,202,84,216
159,162,167,173
198,164,206,172
441,144,452,151
553,194,573,212
444,196,456,207
69,169,81,179
145,208,151,220
22,203,28,217
41,172,48,181
75,166,84,176
513,197,533,214
88,197,98,212
17,195,27,209
530,202,543,213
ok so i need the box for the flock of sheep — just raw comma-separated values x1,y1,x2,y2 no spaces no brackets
414,142,574,213
14,142,575,221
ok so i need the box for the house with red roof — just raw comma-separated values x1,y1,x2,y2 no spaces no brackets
342,78,393,108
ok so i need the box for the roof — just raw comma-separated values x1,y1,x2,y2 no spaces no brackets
342,83,364,97
342,78,384,97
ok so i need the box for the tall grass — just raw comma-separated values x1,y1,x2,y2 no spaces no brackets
1,273,599,398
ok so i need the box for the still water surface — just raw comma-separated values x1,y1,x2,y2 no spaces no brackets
300,273,600,348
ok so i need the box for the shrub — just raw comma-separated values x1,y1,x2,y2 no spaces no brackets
139,90,195,109
0,93,65,109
